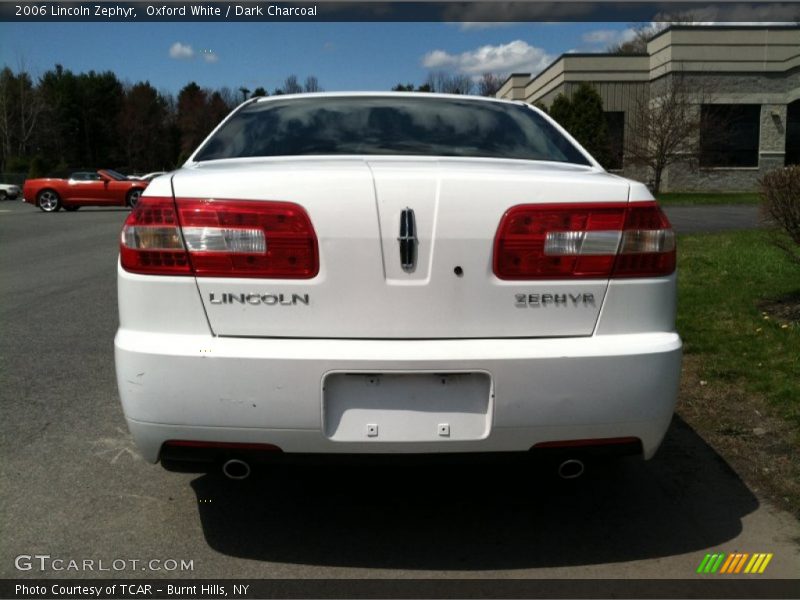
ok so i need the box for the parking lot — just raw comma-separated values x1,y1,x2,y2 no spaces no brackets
1,200,799,581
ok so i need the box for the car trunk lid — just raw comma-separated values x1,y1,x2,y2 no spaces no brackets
170,157,631,339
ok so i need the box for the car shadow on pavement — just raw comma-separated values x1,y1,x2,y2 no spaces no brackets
190,415,758,570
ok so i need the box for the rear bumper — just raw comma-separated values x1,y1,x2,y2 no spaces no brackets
115,330,682,463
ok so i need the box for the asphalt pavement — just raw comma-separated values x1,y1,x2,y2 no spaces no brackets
1,200,798,586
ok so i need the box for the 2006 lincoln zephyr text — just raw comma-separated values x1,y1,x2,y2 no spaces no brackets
115,93,681,480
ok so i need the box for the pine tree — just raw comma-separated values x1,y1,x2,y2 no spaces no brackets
568,83,611,167
548,94,572,131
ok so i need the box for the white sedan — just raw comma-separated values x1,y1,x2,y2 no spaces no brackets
115,93,681,480
0,182,21,200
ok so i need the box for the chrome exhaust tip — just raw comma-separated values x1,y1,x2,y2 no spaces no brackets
557,459,585,480
222,458,251,480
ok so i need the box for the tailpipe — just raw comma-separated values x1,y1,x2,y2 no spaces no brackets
557,459,585,480
222,458,251,480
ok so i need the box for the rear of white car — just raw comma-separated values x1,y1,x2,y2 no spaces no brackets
115,93,681,474
0,183,21,200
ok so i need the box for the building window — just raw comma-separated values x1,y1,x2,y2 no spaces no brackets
786,100,800,166
605,112,624,170
700,104,760,168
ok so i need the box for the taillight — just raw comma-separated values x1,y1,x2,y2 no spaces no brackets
613,202,676,277
121,197,318,278
120,197,191,275
177,197,318,278
493,201,675,279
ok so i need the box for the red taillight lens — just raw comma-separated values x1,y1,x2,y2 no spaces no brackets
613,203,676,277
177,198,318,278
493,201,675,280
120,197,319,278
120,197,192,275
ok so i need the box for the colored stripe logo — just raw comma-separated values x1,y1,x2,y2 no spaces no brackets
696,552,773,574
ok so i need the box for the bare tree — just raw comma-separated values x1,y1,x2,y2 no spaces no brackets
425,71,474,95
0,68,14,167
607,15,696,54
303,76,321,93
282,75,302,95
16,61,43,160
759,165,800,265
624,72,722,194
477,73,504,97
607,23,664,54
0,65,43,169
215,87,237,106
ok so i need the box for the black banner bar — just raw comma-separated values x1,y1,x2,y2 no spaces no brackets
4,1,800,22
2,579,800,599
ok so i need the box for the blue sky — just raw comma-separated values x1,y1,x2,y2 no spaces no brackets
0,22,637,94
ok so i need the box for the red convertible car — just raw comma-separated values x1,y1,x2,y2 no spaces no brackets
23,169,148,212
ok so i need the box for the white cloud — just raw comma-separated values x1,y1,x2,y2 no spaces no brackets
422,40,553,76
169,42,219,63
169,42,195,60
581,28,638,49
423,50,455,69
455,22,516,31
581,30,616,44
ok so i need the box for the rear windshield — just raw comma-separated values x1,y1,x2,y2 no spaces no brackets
193,96,591,166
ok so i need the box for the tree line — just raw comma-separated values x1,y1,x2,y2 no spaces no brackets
0,64,512,179
0,66,326,177
392,72,504,97
2,63,629,185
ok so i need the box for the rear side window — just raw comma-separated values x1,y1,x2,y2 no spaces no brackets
193,96,591,166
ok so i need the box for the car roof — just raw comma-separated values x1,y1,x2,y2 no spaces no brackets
249,91,526,108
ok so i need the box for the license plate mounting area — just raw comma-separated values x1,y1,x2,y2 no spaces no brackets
322,371,493,442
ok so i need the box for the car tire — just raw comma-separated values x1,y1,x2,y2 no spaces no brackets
63,205,80,212
126,189,143,208
37,190,61,212
0,190,7,201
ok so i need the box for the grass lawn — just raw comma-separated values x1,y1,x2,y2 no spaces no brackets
676,229,799,514
658,192,760,206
